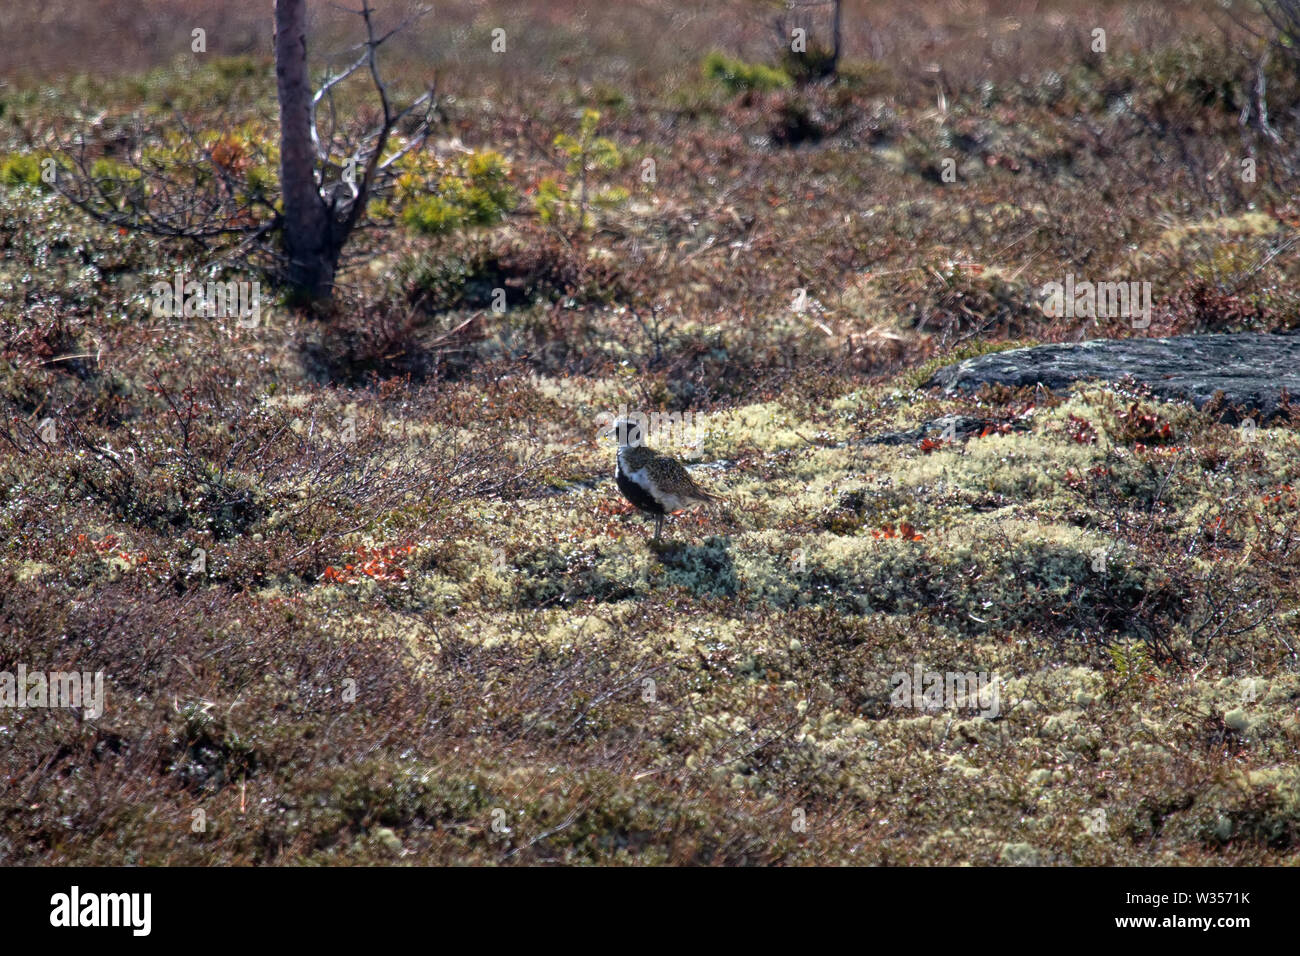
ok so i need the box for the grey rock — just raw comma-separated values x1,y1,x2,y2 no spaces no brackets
862,412,1031,446
922,334,1300,422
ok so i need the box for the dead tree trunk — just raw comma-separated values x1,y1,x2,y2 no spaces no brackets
831,0,842,77
275,0,338,301
59,0,435,307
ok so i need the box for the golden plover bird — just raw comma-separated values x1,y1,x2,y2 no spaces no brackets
604,417,719,543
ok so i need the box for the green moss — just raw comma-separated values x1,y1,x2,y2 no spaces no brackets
399,149,516,235
701,51,792,93
0,152,49,189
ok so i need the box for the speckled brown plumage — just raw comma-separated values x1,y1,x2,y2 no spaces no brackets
606,418,718,542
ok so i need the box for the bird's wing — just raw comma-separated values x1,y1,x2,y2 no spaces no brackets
654,453,722,503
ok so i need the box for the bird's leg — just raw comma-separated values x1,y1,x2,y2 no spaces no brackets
654,515,663,542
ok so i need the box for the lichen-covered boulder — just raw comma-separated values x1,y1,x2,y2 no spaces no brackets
923,333,1300,422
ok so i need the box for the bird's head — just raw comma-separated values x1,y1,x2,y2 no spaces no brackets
601,416,646,448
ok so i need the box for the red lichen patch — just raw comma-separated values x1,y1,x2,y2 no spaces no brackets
872,522,924,541
977,422,1014,438
1065,414,1098,445
1118,402,1175,445
322,544,416,584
